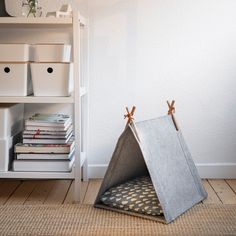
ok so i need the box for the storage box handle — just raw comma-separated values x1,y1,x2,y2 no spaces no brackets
47,67,53,74
4,67,10,73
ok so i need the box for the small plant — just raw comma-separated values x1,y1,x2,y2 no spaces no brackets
27,0,37,17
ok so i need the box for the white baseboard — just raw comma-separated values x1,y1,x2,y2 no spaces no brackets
88,164,108,179
196,163,236,179
88,163,236,179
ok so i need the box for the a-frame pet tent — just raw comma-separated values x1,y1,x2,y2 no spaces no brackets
94,101,207,224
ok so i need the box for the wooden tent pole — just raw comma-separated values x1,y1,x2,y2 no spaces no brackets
167,100,179,131
124,106,140,142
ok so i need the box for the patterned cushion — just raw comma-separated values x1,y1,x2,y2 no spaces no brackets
100,176,163,217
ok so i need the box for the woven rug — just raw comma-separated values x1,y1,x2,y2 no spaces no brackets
0,204,235,236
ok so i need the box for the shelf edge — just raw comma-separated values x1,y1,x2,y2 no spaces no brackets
0,170,75,179
0,96,74,104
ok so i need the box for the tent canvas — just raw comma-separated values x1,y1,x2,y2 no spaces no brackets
94,104,207,224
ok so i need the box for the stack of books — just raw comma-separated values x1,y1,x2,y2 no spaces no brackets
13,113,75,172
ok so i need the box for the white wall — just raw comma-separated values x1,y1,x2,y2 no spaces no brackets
87,0,236,178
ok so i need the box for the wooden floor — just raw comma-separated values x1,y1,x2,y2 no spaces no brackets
0,179,236,205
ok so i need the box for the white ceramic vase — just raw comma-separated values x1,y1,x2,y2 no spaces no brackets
4,0,70,17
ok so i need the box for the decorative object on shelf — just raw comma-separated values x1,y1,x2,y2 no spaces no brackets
0,0,10,17
21,0,42,17
4,0,70,17
46,4,72,18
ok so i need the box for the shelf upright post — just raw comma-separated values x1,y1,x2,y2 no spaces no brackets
73,10,82,202
81,15,89,182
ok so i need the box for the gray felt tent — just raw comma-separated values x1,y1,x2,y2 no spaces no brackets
94,101,207,223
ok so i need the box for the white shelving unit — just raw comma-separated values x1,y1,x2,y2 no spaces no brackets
0,12,89,202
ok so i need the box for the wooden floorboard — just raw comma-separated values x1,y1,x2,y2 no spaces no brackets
80,181,89,203
208,179,236,204
63,180,74,204
24,180,55,205
226,179,236,194
83,179,102,204
0,180,22,205
202,180,222,204
1,179,236,206
64,180,89,204
6,180,37,205
44,180,72,205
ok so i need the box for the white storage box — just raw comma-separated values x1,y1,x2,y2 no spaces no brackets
0,133,22,172
33,44,71,62
0,63,33,96
0,104,24,138
0,44,31,62
0,137,13,172
31,63,73,96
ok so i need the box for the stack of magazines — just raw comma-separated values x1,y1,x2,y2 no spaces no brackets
13,114,75,172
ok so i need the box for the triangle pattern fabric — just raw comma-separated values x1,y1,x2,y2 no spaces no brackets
94,115,207,223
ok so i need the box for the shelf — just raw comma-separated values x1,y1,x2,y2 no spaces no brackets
0,86,87,104
0,11,89,196
0,96,74,104
0,15,86,28
0,17,72,28
0,169,74,179
0,153,86,179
